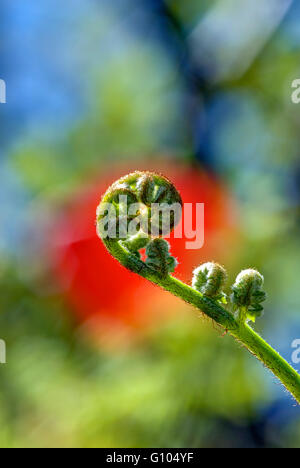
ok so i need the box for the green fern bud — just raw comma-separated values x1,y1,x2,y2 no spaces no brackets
122,232,150,258
231,269,266,322
192,262,227,303
96,171,182,240
145,238,177,277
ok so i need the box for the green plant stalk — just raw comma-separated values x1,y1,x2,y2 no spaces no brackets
105,238,300,404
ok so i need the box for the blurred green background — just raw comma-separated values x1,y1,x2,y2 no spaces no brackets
1,0,300,448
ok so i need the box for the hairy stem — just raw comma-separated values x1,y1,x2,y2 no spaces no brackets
105,238,300,403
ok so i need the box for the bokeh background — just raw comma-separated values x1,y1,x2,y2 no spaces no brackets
1,0,300,448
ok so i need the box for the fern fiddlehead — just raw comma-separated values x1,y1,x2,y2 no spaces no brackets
232,269,267,323
96,171,300,404
192,262,227,304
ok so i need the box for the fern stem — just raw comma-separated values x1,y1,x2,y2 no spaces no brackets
106,238,300,404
